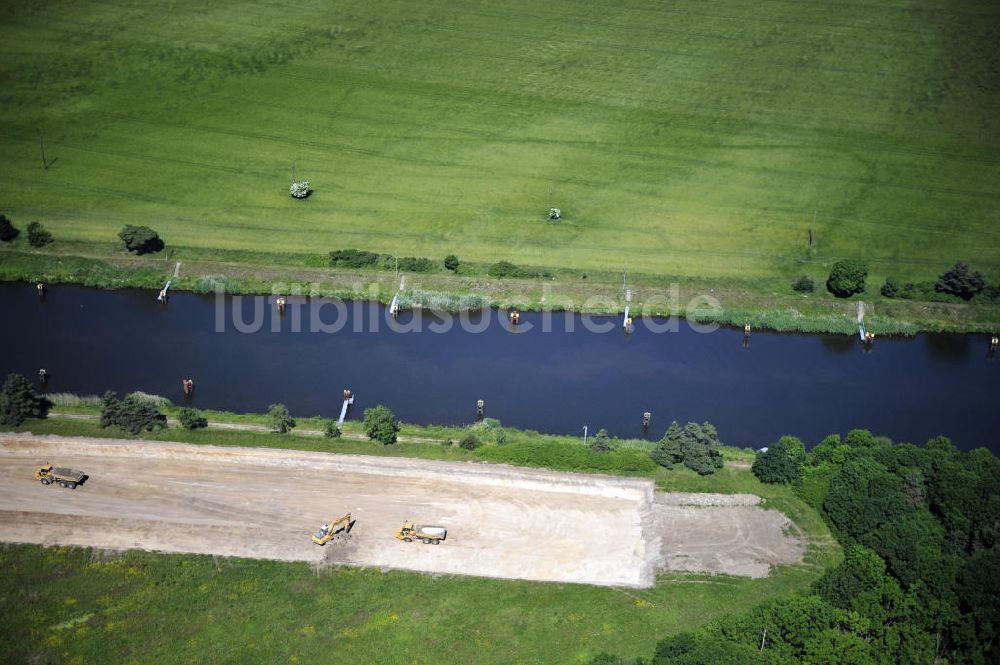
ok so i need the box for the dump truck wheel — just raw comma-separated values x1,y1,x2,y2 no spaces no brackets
67,483,77,489
403,537,412,543
40,478,51,485
432,539,440,545
58,481,68,488
423,538,432,544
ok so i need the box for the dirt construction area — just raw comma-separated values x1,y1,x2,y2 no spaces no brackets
0,434,805,588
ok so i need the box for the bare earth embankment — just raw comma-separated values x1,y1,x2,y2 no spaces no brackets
0,434,804,587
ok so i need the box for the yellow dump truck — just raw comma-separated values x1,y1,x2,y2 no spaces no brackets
35,464,86,489
312,512,353,545
395,521,447,545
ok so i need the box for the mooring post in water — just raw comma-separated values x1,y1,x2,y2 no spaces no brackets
158,280,171,303
991,335,998,350
744,322,751,336
476,399,484,421
182,378,194,396
276,296,286,314
38,368,47,384
509,310,520,325
623,289,633,331
36,282,45,296
338,389,355,428
642,411,652,430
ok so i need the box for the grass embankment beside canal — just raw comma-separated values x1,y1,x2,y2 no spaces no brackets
3,415,836,665
3,247,999,334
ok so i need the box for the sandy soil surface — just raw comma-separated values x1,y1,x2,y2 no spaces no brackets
0,434,804,587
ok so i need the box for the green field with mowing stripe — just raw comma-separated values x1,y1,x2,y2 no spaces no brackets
1,0,997,282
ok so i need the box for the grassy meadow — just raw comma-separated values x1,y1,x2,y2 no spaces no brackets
1,0,998,290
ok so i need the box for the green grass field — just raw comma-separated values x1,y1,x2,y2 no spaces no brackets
1,0,998,286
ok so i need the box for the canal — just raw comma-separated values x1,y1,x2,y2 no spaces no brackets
2,283,997,452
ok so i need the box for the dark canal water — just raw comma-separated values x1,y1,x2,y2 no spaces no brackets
2,283,998,453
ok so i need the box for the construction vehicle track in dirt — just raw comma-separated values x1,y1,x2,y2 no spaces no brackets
0,434,804,587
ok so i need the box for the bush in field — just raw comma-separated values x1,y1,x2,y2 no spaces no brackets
826,259,867,297
26,222,53,248
0,373,52,426
589,428,612,453
177,407,207,430
396,256,435,272
459,433,481,450
100,391,167,434
267,403,296,434
323,418,341,438
935,262,986,300
751,435,806,484
880,277,900,298
329,249,379,268
487,261,550,279
0,214,19,242
118,225,164,255
289,181,312,199
791,275,814,293
363,404,399,445
444,254,459,271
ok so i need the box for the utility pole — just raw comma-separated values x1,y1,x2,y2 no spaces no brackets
583,425,588,444
39,135,47,170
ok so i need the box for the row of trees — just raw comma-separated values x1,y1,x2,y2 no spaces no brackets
0,214,54,247
589,429,997,665
815,259,991,301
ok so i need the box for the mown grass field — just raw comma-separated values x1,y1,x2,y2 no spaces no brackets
1,0,998,287
3,418,836,665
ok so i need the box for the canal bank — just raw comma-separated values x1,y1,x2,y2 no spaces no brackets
3,247,999,335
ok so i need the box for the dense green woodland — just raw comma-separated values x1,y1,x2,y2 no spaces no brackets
596,430,1000,664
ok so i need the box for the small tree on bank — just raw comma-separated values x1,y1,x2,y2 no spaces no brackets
267,403,296,433
0,373,52,426
0,214,19,242
826,259,868,298
118,225,164,255
751,435,807,484
649,421,724,474
444,254,460,271
935,262,986,300
363,404,400,445
323,418,341,438
27,222,53,248
589,428,612,453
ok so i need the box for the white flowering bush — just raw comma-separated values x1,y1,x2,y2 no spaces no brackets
548,207,561,220
290,181,312,199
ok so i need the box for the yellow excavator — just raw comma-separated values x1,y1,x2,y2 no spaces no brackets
311,512,353,545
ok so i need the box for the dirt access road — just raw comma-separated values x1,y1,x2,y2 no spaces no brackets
0,434,804,588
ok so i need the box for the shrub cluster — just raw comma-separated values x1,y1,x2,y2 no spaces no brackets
177,407,207,430
791,275,814,293
329,249,379,268
476,441,656,474
100,391,167,434
751,435,806,484
487,261,551,279
649,421,724,475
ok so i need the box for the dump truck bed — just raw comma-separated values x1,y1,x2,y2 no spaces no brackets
50,467,86,482
416,526,447,539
